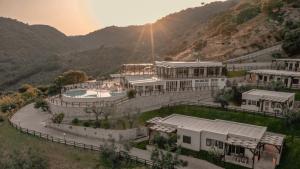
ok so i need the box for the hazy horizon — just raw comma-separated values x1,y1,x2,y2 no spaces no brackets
0,0,223,35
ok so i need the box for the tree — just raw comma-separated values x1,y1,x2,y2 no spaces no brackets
98,139,121,169
51,113,64,124
215,90,229,109
282,28,300,56
85,106,104,128
60,70,88,85
151,146,187,169
127,89,137,99
34,98,49,111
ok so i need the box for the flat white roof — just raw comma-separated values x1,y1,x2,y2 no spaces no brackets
243,89,294,102
122,63,153,66
273,58,300,62
129,77,164,85
157,114,266,141
248,69,300,77
155,61,223,68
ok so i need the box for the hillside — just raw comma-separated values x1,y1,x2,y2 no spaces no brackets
0,17,80,89
1,0,300,90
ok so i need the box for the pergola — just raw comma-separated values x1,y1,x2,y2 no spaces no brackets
224,137,259,168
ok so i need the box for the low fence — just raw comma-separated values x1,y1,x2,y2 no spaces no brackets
7,119,154,168
48,86,219,108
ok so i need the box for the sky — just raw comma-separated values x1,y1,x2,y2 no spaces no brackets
0,0,221,35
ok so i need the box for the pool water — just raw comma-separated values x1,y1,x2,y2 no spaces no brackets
64,89,122,98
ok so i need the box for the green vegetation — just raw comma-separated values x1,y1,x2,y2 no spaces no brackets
151,146,187,169
282,28,300,56
51,113,64,124
34,98,49,111
139,105,300,169
235,5,261,24
263,0,285,23
132,140,148,150
226,70,246,78
152,134,177,150
181,148,247,169
0,119,100,169
48,70,88,96
127,89,137,99
0,84,44,114
0,148,49,169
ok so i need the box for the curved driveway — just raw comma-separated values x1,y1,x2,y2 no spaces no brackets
11,104,222,169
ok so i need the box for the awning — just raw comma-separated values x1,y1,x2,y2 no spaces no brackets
146,117,162,125
226,137,258,149
260,132,285,146
149,124,176,133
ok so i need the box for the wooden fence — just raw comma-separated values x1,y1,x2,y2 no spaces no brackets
7,119,154,168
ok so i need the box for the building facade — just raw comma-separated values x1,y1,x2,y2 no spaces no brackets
272,59,300,72
147,114,285,169
122,61,227,93
247,69,300,89
241,89,295,116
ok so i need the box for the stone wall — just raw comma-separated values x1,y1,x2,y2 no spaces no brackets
48,90,212,120
46,122,147,141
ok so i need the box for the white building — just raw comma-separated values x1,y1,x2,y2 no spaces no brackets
247,69,300,89
241,89,295,116
272,58,300,72
122,61,227,93
147,114,285,168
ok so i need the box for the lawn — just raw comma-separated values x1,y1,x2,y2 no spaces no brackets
139,105,300,169
226,70,247,78
0,117,146,169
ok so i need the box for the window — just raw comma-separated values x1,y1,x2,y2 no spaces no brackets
248,100,251,105
218,141,223,149
206,139,212,146
242,99,246,105
183,135,191,144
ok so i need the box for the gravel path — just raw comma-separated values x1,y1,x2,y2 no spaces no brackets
11,104,223,169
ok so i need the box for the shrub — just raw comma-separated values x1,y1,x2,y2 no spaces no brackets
83,121,91,127
51,113,64,124
71,118,79,125
272,52,282,58
126,89,136,99
0,115,4,122
34,98,49,111
235,6,261,24
94,120,101,128
283,28,300,56
102,120,110,129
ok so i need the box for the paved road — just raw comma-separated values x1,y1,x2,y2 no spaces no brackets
11,104,223,169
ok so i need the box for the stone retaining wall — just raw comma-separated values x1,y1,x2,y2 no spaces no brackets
46,122,147,141
49,90,212,120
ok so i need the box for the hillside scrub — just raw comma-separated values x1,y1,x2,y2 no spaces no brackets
283,28,300,56
235,5,261,24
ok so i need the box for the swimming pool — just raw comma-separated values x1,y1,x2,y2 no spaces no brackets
64,89,124,98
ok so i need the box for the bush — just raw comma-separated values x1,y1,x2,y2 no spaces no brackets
34,98,49,111
126,89,136,99
102,120,110,129
235,6,261,24
272,52,282,58
283,28,300,56
71,118,79,125
83,121,91,127
51,113,64,124
0,115,4,122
